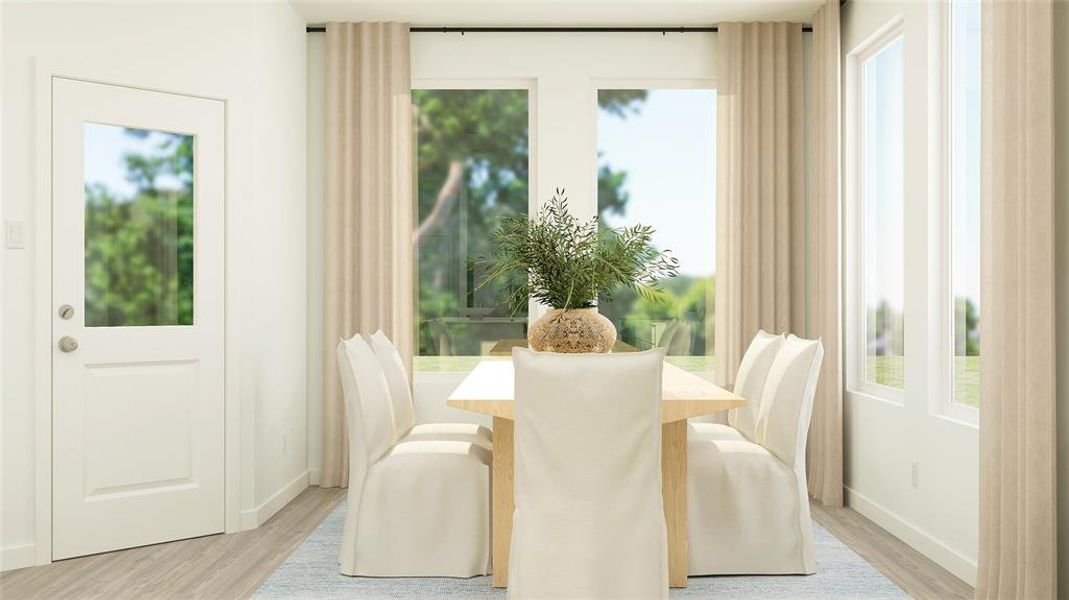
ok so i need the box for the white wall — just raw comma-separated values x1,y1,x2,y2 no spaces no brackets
1,0,307,569
841,0,978,585
248,0,310,522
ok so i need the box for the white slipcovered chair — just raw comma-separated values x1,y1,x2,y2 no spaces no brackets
509,348,668,600
688,334,824,575
368,330,492,449
690,329,784,442
337,334,491,577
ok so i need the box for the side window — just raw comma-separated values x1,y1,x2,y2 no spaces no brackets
858,34,906,393
948,0,981,411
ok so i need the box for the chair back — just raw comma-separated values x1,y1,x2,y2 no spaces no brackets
755,334,825,470
335,340,370,571
728,330,785,439
336,340,370,483
369,330,416,441
509,347,668,600
342,334,398,464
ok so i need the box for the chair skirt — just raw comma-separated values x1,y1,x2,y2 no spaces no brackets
339,439,492,577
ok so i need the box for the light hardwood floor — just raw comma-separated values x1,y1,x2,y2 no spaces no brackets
0,487,345,600
1,486,971,599
811,503,974,600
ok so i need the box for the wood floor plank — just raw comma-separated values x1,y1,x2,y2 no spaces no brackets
2,486,972,600
811,502,974,600
0,487,345,600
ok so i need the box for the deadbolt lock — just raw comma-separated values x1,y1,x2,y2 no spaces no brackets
58,304,75,320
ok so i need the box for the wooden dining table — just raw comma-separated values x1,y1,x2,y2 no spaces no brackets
447,358,746,588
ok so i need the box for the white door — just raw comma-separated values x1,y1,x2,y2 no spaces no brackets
51,78,225,560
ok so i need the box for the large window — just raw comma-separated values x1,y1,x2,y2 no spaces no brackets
859,34,906,392
596,89,716,373
413,89,530,370
406,33,717,372
948,0,981,409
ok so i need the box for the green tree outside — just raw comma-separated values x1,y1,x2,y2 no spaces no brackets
84,126,194,327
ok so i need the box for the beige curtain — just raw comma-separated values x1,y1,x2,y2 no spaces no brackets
976,0,1057,597
714,22,805,389
322,22,414,488
804,2,844,508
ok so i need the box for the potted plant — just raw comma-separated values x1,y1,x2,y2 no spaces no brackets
476,189,679,353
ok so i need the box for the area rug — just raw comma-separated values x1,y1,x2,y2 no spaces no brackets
254,502,909,599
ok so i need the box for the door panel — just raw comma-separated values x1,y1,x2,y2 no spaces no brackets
52,78,224,560
83,360,198,497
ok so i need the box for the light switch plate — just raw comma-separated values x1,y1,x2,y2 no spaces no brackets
5,220,26,249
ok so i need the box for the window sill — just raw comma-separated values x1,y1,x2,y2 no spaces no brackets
933,405,979,429
846,386,905,408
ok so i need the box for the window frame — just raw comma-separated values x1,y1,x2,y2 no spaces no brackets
930,1,980,424
845,17,907,405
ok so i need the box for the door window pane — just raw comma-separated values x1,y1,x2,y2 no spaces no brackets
596,89,716,374
413,90,529,370
861,38,905,389
84,124,194,327
950,0,981,408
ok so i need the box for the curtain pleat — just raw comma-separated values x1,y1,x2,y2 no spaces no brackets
976,0,1057,597
322,22,414,488
805,2,844,508
714,22,805,390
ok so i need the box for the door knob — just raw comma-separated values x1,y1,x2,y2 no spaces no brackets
58,336,79,353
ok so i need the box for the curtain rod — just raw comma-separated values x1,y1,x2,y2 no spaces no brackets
305,25,815,34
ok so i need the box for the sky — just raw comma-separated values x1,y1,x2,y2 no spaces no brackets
862,37,906,312
84,123,186,200
597,89,717,278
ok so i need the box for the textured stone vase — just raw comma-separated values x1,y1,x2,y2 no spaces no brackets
528,307,617,353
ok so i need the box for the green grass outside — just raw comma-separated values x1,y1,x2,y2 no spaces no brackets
864,355,979,409
865,355,905,389
953,355,980,408
665,355,715,373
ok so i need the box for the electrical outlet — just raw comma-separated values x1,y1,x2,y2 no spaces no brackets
5,220,26,249
911,461,919,488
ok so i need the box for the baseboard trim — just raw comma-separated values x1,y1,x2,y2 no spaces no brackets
240,470,309,530
1,543,37,572
308,468,321,486
844,486,977,586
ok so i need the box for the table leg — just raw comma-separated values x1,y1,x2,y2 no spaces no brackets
663,420,688,587
491,417,514,588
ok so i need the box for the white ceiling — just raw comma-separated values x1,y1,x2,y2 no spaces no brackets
289,0,825,26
